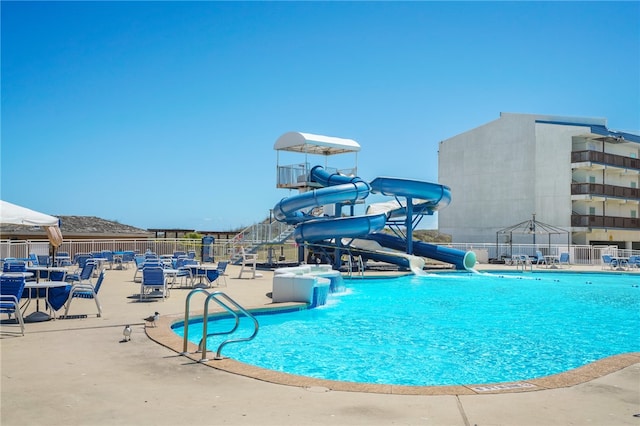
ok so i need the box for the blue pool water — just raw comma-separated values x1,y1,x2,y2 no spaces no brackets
174,272,640,386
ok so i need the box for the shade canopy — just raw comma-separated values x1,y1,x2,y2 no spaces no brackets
0,200,63,247
274,132,360,155
496,215,570,256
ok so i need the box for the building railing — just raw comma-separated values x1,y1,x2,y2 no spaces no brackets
571,183,640,199
571,214,640,229
571,150,640,171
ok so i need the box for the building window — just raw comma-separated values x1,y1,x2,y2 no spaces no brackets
632,182,637,189
589,207,596,215
632,210,637,219
589,176,596,183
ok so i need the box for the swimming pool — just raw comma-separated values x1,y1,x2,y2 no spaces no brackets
173,272,640,386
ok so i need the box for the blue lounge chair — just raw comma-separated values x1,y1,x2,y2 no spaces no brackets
3,261,27,273
63,269,105,318
0,275,27,336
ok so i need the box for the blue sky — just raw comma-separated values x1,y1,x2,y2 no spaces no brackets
2,1,639,232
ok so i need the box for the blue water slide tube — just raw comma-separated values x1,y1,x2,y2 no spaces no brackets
273,180,371,224
370,177,451,211
294,214,387,243
310,165,362,187
366,233,476,271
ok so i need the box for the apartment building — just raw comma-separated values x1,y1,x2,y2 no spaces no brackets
438,112,640,250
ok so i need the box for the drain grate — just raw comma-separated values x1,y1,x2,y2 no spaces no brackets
470,382,536,392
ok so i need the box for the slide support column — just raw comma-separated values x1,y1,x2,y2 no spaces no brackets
406,197,414,255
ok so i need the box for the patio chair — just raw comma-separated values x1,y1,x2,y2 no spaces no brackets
140,266,167,301
628,255,640,268
74,253,91,269
533,251,546,265
120,251,135,269
28,253,40,266
0,275,27,336
174,258,194,287
63,269,105,318
238,247,259,279
65,260,96,285
199,267,224,288
558,253,570,267
216,261,229,287
55,251,72,267
133,255,146,282
601,254,615,270
100,250,115,269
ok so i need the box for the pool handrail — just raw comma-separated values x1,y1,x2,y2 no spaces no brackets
181,289,259,362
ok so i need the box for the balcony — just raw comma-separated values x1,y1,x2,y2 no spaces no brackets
571,150,640,171
571,214,640,230
571,183,640,200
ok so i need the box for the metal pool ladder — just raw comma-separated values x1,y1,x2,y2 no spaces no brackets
181,289,259,362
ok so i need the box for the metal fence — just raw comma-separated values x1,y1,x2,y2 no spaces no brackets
446,242,639,266
3,238,638,268
0,238,300,265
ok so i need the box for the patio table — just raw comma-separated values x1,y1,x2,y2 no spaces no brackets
23,280,70,322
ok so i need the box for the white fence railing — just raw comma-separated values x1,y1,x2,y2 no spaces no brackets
0,238,300,266
446,243,638,266
1,239,637,267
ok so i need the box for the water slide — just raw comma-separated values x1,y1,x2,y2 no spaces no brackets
273,166,475,271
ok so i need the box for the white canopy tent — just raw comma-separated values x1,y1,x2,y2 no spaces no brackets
0,200,63,247
274,131,361,155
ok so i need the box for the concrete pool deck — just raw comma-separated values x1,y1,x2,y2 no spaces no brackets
2,263,639,425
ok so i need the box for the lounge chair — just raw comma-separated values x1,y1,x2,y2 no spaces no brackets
0,275,27,335
140,266,167,301
63,269,105,318
3,260,27,273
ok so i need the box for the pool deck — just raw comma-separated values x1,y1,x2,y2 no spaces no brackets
2,263,639,425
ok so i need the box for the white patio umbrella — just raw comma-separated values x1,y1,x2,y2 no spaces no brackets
0,200,63,247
